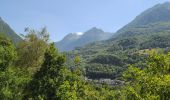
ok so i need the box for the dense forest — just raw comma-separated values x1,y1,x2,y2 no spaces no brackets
0,27,169,100
0,2,170,100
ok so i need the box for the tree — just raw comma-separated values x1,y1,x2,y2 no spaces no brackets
0,35,30,100
24,43,100,100
122,51,170,100
0,67,31,100
16,27,49,73
24,43,66,99
0,35,16,71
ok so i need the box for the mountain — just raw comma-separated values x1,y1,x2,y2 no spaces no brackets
55,33,82,51
116,2,170,36
127,2,170,26
0,17,21,44
55,27,113,51
67,2,170,79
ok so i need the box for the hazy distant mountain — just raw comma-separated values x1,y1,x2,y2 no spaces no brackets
55,27,113,51
0,17,21,44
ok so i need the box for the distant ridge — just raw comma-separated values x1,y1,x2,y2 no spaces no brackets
116,2,170,35
0,17,22,44
55,27,113,51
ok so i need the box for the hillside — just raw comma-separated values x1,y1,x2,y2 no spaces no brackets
55,27,112,51
68,2,170,79
116,2,170,36
0,17,21,44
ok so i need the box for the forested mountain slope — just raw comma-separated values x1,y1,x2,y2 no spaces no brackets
68,2,170,79
0,17,21,44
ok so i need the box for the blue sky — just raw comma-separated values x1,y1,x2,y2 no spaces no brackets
1,0,170,42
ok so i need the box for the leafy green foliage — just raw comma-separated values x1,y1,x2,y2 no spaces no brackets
122,51,170,99
0,67,31,100
0,35,16,71
0,35,30,100
24,43,65,99
16,28,49,73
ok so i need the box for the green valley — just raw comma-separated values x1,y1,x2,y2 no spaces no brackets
0,1,170,100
